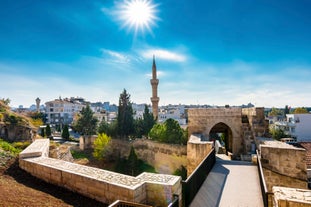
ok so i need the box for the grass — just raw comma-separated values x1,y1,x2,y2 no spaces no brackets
71,150,90,159
0,139,21,155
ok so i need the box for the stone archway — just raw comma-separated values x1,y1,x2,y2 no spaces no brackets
209,122,233,153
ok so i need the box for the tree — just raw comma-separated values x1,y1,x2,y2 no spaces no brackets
148,123,165,141
128,146,139,176
270,128,290,141
164,118,184,144
268,107,283,117
149,118,187,145
142,105,155,136
62,125,70,140
117,89,134,138
74,104,98,135
40,128,45,137
293,107,309,114
98,120,108,134
46,124,52,137
93,133,111,161
134,118,144,138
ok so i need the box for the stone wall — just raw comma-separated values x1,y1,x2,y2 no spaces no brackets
242,107,269,137
260,141,307,181
186,134,213,176
80,137,187,175
257,138,309,206
111,139,187,175
19,139,182,207
273,187,311,207
0,124,35,142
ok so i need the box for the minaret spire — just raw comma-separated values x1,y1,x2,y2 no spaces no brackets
150,55,159,119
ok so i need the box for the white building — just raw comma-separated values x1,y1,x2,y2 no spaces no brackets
274,113,311,142
45,98,86,126
158,105,186,126
286,114,311,142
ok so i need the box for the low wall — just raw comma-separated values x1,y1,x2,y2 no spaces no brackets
260,140,307,181
273,186,311,207
19,139,182,206
257,138,309,206
186,134,213,176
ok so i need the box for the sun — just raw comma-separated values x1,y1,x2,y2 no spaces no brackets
116,0,159,35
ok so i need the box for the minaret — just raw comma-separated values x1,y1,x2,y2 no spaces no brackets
150,55,159,119
35,97,41,112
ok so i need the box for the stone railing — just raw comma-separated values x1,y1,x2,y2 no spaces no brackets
19,139,182,206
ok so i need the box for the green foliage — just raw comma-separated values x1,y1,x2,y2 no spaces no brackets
12,141,30,150
40,128,45,137
115,147,156,176
134,105,156,138
173,165,187,180
97,120,118,137
148,123,164,141
128,146,139,176
149,118,187,145
31,118,43,127
71,150,89,159
46,124,52,137
270,128,291,141
134,118,144,138
0,139,21,155
293,107,309,114
29,112,47,124
117,89,134,138
5,114,22,125
62,125,70,140
74,105,98,135
93,133,111,161
142,105,155,136
268,107,283,117
138,159,156,173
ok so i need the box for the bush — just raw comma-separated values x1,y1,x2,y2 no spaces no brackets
0,139,21,155
12,141,30,150
71,150,89,160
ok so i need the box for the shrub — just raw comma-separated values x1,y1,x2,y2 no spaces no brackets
0,139,21,155
12,141,30,150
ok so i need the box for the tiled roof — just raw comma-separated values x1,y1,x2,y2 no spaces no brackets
299,142,311,168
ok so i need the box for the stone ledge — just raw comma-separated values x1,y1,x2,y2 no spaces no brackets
19,139,49,159
273,186,311,206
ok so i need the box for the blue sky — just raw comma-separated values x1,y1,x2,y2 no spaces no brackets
1,0,311,108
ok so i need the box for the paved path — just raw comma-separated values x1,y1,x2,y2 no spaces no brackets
190,155,263,207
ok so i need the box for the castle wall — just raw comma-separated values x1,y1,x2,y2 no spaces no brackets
81,137,187,175
188,108,243,155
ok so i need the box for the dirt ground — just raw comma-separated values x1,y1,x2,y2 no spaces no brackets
0,156,107,207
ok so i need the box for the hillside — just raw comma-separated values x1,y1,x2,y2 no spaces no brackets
0,100,36,142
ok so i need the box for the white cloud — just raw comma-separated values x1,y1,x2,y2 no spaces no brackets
141,49,187,62
101,49,130,63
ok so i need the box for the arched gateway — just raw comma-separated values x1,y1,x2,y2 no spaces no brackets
187,107,268,156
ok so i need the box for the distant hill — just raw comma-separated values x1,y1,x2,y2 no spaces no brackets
0,100,37,142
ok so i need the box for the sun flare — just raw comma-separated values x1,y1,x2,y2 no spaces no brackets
116,0,159,35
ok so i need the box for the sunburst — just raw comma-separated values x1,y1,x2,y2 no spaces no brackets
115,0,159,35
